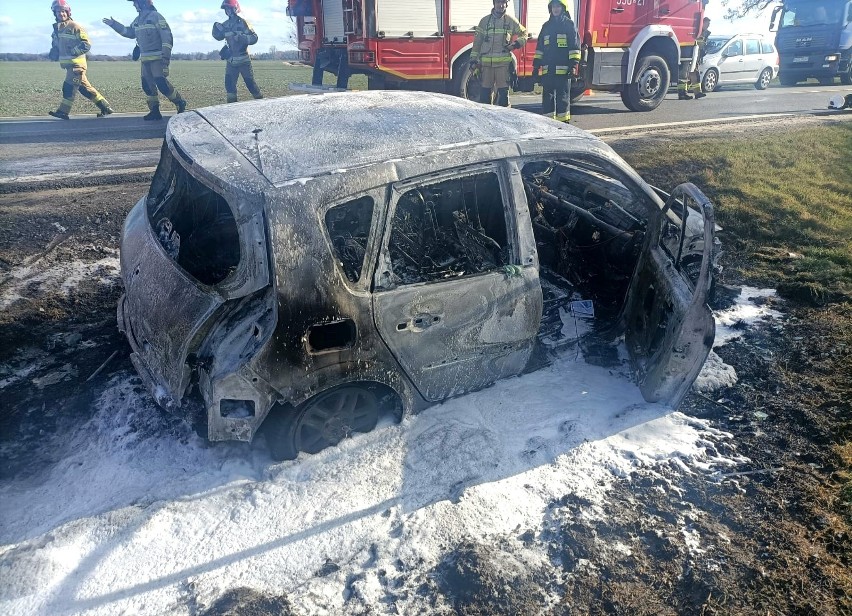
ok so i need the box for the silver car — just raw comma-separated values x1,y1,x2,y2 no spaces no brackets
117,91,718,460
699,33,780,92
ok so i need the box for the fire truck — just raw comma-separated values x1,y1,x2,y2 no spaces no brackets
287,0,354,87
342,0,704,111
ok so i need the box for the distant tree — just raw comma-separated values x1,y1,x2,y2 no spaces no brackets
720,0,778,20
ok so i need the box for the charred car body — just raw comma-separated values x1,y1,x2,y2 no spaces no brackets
117,92,719,460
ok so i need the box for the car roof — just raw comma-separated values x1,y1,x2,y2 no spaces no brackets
173,91,590,187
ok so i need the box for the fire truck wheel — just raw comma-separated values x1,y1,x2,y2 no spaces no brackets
621,54,669,112
452,55,482,101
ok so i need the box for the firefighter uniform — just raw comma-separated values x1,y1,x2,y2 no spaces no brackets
48,0,113,119
679,17,710,100
213,0,263,103
470,1,529,107
104,0,187,120
532,0,581,122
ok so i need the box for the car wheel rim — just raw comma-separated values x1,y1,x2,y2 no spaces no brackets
706,72,717,91
761,71,770,88
294,387,378,454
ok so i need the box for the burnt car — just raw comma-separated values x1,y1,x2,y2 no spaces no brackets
117,91,719,460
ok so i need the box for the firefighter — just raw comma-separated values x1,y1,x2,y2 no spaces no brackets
47,0,114,120
679,17,710,100
470,0,529,107
213,0,263,103
103,0,188,120
532,0,581,123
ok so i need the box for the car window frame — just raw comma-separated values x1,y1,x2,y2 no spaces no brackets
373,162,517,291
318,186,388,292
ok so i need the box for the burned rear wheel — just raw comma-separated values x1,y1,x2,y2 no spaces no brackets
293,386,379,455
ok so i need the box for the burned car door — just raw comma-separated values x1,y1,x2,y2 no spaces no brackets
371,166,542,402
622,183,716,407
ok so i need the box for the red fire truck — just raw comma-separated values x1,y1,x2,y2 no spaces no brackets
341,0,705,111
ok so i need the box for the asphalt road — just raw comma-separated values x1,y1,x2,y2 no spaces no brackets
0,82,849,186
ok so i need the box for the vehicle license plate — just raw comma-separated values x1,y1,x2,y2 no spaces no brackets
303,24,316,37
793,56,808,63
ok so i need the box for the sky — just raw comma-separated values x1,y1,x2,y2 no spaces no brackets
0,234,778,613
0,0,298,55
0,1,776,56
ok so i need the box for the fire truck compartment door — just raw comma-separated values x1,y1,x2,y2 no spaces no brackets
322,0,345,42
449,1,519,32
375,0,443,36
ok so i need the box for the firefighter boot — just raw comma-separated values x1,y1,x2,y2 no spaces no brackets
678,92,693,100
175,98,187,113
143,106,163,121
48,110,70,120
496,88,510,107
96,101,114,117
693,90,707,99
478,87,493,105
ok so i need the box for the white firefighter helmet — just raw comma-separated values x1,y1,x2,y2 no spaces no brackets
828,94,846,109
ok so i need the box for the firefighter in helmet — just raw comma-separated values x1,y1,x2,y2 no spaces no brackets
470,0,529,107
103,0,188,120
532,0,581,122
47,0,114,120
213,0,263,103
679,17,710,100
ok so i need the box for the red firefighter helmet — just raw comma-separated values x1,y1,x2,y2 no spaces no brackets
51,0,71,15
221,0,240,11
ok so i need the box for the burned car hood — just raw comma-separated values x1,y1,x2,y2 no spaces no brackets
182,91,581,186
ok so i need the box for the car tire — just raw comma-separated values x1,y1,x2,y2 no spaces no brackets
702,69,719,93
621,54,670,112
779,73,798,86
264,404,299,461
292,385,379,455
755,68,773,90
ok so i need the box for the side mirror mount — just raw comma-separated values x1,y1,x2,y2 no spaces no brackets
769,5,782,32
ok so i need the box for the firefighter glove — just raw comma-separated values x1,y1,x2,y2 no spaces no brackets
219,44,232,60
162,63,169,77
469,59,480,70
48,47,59,61
532,66,540,84
132,45,140,61
567,59,579,75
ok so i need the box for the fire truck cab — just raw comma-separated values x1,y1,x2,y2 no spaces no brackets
341,0,705,111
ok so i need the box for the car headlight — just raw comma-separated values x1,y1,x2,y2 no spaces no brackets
824,54,839,62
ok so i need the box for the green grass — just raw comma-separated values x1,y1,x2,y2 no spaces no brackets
0,60,368,117
621,123,852,304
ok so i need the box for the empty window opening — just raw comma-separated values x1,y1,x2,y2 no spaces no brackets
524,160,646,319
220,399,256,418
147,154,240,286
388,171,509,285
307,319,357,352
325,196,374,283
